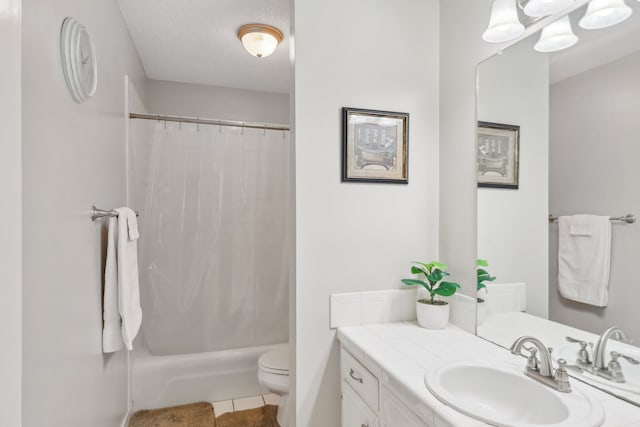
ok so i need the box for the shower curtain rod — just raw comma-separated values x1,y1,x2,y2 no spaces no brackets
129,113,290,132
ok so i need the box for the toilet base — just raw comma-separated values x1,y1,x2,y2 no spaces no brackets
276,394,289,427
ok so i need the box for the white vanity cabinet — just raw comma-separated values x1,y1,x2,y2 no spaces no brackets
340,347,432,427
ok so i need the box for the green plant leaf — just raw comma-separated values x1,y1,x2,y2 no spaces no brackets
401,279,431,291
410,266,427,276
427,269,445,283
477,259,489,267
477,283,487,291
432,261,447,270
433,281,460,297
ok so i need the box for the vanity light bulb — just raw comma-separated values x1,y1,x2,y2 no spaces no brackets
534,16,579,52
579,0,633,30
483,0,525,43
524,0,575,18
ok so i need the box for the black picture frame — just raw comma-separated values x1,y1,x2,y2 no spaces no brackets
477,121,520,189
342,107,409,184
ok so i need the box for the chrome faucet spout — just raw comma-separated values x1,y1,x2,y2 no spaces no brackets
593,326,628,370
510,336,553,377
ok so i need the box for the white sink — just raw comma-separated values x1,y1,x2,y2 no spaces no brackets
425,360,604,427
557,341,640,395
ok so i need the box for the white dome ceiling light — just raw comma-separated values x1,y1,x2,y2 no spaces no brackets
579,0,633,29
237,24,284,58
524,0,575,17
483,0,526,42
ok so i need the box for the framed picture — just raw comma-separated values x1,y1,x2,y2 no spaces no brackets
342,107,409,184
477,121,520,189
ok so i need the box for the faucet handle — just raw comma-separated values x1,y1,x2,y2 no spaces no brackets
611,351,640,365
554,359,572,392
566,336,593,365
523,346,540,371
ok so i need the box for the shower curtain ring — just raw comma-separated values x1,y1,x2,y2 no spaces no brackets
178,117,182,130
241,123,245,135
197,119,200,132
263,125,267,136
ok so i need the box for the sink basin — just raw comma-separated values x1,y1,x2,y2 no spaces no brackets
425,360,604,427
557,341,640,395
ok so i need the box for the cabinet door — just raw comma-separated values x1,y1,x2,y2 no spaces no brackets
380,386,431,427
342,381,379,427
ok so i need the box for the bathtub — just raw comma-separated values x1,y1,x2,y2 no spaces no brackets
132,343,285,410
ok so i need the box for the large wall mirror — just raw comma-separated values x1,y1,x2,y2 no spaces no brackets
476,1,640,405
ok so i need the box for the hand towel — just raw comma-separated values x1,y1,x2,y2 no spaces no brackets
102,217,124,353
116,207,142,350
558,215,611,306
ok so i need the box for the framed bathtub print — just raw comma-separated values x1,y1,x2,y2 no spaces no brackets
477,121,520,189
342,107,409,184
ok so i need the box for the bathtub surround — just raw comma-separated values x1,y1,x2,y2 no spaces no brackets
22,1,147,426
0,0,22,424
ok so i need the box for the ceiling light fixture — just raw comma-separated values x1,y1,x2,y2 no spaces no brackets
237,24,283,58
578,0,632,29
534,15,579,52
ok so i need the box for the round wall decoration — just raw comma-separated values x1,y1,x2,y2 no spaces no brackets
60,17,97,103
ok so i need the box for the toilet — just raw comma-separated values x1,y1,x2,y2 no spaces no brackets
257,344,289,427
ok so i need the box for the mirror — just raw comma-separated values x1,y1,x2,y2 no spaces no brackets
476,1,640,405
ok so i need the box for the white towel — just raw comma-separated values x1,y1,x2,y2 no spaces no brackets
558,215,611,307
102,217,124,353
115,207,142,350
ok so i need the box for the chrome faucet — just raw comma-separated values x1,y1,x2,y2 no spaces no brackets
510,336,572,393
590,326,639,382
593,326,628,370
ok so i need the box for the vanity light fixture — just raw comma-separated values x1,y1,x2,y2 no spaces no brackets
484,0,575,43
578,0,633,29
534,15,579,52
237,24,283,58
483,0,526,42
524,0,575,17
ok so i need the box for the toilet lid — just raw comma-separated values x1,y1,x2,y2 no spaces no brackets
259,345,289,374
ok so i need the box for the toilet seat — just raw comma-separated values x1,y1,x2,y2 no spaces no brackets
258,345,289,375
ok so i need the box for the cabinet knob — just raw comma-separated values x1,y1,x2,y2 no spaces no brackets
349,368,364,384
361,424,369,427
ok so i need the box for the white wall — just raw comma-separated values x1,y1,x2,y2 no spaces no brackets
439,0,501,303
145,79,289,125
477,39,550,318
21,1,147,426
294,0,440,425
549,52,640,342
0,0,22,425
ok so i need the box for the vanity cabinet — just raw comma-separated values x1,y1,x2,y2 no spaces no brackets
340,347,432,427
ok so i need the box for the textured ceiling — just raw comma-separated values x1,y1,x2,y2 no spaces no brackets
117,0,290,93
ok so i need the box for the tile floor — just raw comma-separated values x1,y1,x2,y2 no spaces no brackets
212,394,279,417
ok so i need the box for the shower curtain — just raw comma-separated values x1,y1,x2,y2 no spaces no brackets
129,120,290,355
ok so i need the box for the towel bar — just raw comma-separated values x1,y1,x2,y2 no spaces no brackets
548,214,636,224
91,205,139,221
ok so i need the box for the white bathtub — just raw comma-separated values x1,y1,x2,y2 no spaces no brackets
132,343,284,410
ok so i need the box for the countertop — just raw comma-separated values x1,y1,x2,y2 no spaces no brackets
337,321,640,427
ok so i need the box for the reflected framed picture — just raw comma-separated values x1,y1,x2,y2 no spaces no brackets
477,121,520,189
342,107,409,184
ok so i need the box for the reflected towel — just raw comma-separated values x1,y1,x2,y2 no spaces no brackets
102,217,124,353
115,207,142,350
558,215,611,307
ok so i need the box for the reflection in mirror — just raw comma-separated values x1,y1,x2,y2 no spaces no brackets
476,1,640,405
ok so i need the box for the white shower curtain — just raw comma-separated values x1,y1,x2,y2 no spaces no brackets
129,120,290,355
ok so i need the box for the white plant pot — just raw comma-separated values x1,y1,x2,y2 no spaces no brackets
416,300,450,329
477,299,488,325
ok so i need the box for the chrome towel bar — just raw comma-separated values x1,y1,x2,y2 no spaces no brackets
548,214,636,224
91,206,139,221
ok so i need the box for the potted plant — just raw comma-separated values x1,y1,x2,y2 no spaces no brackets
401,261,460,329
476,259,496,325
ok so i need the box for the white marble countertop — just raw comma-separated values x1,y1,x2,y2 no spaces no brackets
337,321,640,427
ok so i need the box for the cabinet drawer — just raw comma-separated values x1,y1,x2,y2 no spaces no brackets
342,381,379,427
341,348,379,411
